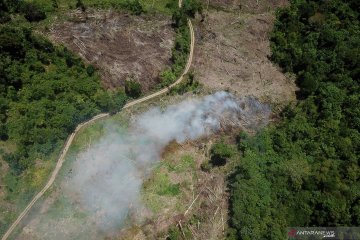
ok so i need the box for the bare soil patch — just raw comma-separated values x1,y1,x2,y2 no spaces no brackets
193,1,297,104
203,0,288,13
49,10,175,91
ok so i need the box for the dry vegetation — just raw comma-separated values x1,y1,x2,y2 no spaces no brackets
117,137,231,240
49,9,175,91
203,0,288,13
193,0,297,104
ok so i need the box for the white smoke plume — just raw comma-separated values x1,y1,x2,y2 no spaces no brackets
64,91,270,232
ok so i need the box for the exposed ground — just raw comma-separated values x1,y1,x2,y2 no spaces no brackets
193,0,297,104
203,0,288,13
49,10,175,91
130,138,231,240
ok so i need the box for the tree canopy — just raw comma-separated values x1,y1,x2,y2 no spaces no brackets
0,26,126,173
228,0,360,239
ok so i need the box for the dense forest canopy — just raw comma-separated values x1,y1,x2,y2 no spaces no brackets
228,0,359,239
0,1,127,173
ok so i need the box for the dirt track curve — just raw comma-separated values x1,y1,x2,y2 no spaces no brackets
1,3,194,240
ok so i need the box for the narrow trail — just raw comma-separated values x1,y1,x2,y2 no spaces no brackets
123,19,194,109
1,3,194,240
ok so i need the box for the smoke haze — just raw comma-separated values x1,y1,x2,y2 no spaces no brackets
17,92,270,239
66,91,270,231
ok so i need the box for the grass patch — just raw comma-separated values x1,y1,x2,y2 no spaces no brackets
151,171,180,196
165,154,196,173
169,73,202,95
46,194,77,219
0,112,129,237
0,144,61,236
58,113,130,181
143,152,198,215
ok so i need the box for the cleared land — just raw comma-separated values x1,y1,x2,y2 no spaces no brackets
49,10,175,91
193,0,296,104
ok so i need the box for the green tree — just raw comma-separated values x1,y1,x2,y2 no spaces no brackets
124,79,141,98
228,0,360,238
182,0,202,18
19,3,46,22
123,0,144,15
76,0,86,12
0,26,126,174
210,142,235,166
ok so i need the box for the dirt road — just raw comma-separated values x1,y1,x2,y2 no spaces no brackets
123,19,194,109
1,5,194,240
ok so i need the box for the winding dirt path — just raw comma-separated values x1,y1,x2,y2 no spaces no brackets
123,19,194,109
1,5,194,240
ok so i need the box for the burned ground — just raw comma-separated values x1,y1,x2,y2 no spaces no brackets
193,0,296,104
49,10,175,91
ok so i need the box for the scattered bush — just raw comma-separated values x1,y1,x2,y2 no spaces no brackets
182,0,203,18
210,142,235,166
108,90,128,114
158,25,190,88
86,65,95,76
172,10,187,28
166,227,182,240
52,0,58,9
166,225,192,239
20,3,46,22
200,161,211,172
125,79,142,98
170,72,201,95
157,0,202,89
76,0,86,12
122,0,144,15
